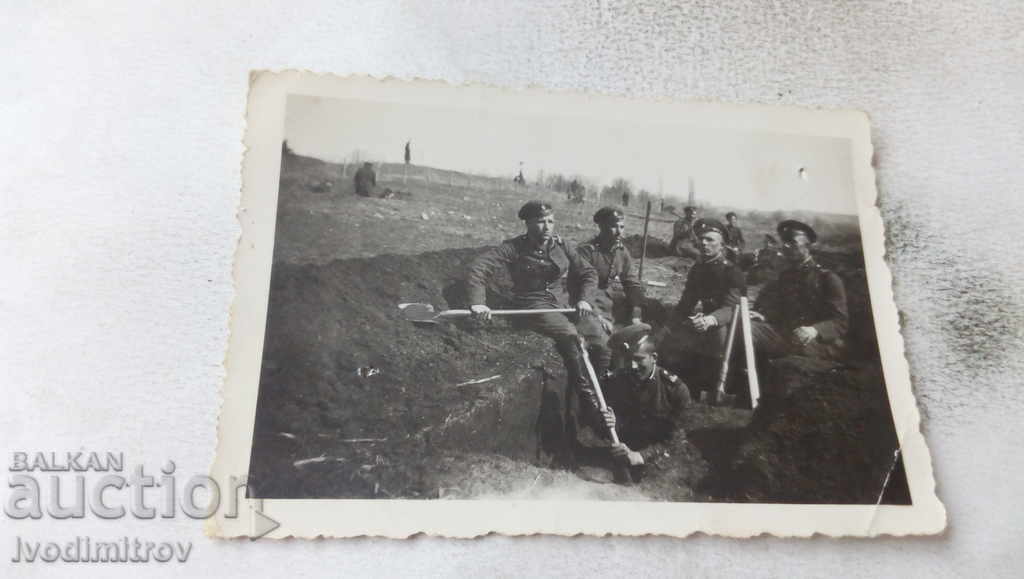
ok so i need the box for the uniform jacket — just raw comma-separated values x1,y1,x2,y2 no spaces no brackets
671,217,696,243
600,366,691,465
466,234,598,307
577,236,644,320
754,257,848,342
725,224,745,252
672,253,746,326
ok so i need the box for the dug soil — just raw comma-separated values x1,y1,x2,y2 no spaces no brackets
246,151,910,503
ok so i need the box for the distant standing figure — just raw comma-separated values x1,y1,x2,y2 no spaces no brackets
404,141,411,165
621,190,630,207
669,206,699,259
724,211,746,264
354,162,376,197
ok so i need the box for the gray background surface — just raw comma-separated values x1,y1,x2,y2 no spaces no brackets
3,1,1022,576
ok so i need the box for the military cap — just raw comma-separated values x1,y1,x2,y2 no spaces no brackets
777,220,817,243
518,200,554,221
608,323,657,355
683,205,697,214
692,218,731,244
593,206,625,226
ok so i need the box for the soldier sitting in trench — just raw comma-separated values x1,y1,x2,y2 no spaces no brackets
586,324,692,482
749,220,849,362
466,201,608,468
656,218,746,396
577,206,645,334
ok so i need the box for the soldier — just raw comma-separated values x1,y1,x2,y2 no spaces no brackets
590,324,692,482
669,206,699,258
577,207,645,335
750,220,849,361
724,211,746,263
466,201,608,465
658,219,746,389
353,162,376,197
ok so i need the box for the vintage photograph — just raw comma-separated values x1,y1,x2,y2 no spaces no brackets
211,73,943,538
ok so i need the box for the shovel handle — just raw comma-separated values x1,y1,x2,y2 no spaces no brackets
442,308,576,318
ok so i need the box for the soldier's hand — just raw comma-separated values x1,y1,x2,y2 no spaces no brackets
576,300,594,318
626,450,645,467
792,325,818,346
749,310,765,322
599,316,614,334
470,304,492,322
691,314,718,333
602,407,617,431
610,442,630,459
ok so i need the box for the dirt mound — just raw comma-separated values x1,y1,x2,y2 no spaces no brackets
710,357,910,504
247,245,712,500
622,233,674,258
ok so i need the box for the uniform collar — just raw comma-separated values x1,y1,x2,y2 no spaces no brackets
700,251,726,265
619,365,658,387
590,235,623,252
520,234,556,252
790,255,816,271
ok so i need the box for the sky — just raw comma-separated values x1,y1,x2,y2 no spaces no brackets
284,94,857,215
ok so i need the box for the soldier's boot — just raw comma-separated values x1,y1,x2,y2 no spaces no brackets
553,338,595,470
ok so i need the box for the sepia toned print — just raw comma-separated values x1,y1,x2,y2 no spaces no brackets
209,72,944,538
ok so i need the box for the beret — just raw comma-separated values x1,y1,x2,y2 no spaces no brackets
608,323,657,354
693,218,731,244
777,219,817,243
593,206,625,225
518,200,554,221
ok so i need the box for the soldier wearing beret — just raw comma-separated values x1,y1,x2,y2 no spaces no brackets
659,219,746,373
577,207,645,335
466,201,608,465
750,220,849,360
669,206,700,259
588,324,692,481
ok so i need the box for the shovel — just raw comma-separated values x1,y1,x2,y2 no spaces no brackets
701,304,741,406
398,303,575,325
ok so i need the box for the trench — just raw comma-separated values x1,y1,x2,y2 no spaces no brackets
246,244,910,504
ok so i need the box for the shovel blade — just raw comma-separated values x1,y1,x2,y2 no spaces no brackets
399,303,440,324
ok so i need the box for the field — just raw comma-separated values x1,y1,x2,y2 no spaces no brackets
246,150,910,504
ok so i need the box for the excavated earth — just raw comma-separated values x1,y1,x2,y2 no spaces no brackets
246,152,910,504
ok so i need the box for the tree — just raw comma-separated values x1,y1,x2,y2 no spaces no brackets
601,177,633,205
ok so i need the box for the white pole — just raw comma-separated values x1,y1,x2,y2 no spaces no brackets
739,296,760,408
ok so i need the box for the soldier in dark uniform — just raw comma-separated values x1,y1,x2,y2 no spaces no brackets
577,207,645,335
589,324,692,482
657,219,746,393
724,211,746,264
466,201,607,466
750,220,849,361
353,162,376,197
669,206,699,258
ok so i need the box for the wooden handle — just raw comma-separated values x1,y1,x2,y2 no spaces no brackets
578,337,620,445
441,308,575,318
739,297,761,408
713,305,742,395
